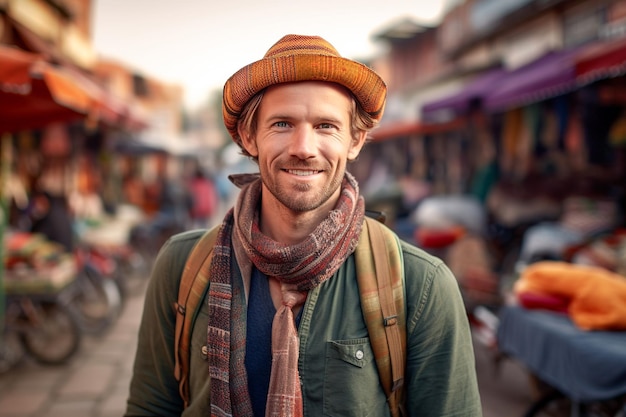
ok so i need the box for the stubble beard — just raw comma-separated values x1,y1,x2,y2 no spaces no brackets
264,170,345,213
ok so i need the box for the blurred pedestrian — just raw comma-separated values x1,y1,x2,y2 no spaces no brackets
188,167,218,229
122,170,146,210
28,187,74,253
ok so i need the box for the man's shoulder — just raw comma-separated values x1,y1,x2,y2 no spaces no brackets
365,220,445,277
398,238,444,270
396,237,456,294
152,229,209,279
169,228,207,245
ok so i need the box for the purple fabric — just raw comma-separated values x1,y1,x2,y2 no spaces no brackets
421,47,586,117
421,68,507,118
483,48,581,111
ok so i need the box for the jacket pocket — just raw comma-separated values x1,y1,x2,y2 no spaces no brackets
323,339,389,416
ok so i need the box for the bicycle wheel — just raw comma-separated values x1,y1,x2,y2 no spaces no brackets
585,396,626,417
68,263,123,335
20,301,82,365
0,330,25,374
526,391,626,417
524,390,570,417
116,249,151,297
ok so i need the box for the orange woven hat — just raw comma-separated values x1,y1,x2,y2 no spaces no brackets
222,34,387,143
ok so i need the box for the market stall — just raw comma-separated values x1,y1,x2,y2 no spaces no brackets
498,305,626,415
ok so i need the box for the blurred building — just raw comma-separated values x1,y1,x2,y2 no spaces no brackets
0,0,192,221
356,0,626,230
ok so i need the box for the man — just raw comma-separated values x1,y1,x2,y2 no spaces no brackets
125,34,482,417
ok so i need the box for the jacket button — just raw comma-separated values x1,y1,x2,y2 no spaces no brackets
355,350,364,360
201,345,208,359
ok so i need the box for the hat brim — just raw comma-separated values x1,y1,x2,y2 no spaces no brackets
222,54,387,142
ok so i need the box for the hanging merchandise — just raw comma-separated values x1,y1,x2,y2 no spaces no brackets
40,124,71,157
609,109,626,147
500,108,523,177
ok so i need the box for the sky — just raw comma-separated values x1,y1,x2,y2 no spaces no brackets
92,0,449,110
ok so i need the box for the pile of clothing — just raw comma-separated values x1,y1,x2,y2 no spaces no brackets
514,235,626,330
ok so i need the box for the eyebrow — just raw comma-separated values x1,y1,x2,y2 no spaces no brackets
265,113,345,124
316,116,344,125
265,113,292,121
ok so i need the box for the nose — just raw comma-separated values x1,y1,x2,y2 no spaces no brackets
288,126,316,159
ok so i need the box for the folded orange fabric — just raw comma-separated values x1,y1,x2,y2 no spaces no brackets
514,261,626,330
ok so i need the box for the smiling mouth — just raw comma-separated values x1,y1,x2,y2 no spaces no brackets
284,169,322,176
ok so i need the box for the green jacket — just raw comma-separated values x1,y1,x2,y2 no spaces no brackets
125,229,482,417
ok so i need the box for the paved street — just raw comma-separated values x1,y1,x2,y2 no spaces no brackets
0,284,145,417
0,279,538,417
474,331,535,417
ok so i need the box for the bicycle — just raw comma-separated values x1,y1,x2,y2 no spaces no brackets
63,245,124,336
523,375,625,417
0,255,82,373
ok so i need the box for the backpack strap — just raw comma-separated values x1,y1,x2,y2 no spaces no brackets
355,216,407,417
174,225,221,408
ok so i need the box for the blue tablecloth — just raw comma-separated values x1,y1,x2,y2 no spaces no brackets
497,305,626,403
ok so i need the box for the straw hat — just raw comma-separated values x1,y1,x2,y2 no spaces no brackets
222,34,387,143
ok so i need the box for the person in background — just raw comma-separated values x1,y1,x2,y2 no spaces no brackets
149,156,193,234
188,166,219,229
125,34,482,417
69,153,105,222
28,187,74,253
122,170,145,210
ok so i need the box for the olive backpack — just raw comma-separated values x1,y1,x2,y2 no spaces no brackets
173,215,407,416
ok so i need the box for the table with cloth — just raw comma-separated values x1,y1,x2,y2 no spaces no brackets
497,305,626,405
497,260,626,415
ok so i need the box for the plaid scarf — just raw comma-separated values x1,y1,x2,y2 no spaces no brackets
206,172,364,416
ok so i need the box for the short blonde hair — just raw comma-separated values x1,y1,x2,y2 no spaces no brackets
235,88,378,159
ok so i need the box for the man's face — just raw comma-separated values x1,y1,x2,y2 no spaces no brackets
241,81,366,214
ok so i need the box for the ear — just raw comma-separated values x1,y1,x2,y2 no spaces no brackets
347,130,368,160
238,125,258,157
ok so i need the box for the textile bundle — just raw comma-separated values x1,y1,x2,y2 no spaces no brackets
514,261,626,330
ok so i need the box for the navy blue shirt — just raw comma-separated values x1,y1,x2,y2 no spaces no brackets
245,268,302,416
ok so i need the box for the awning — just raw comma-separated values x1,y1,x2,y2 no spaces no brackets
370,118,467,142
421,68,507,121
421,43,615,116
0,45,86,132
0,44,144,133
483,48,581,112
417,38,626,121
575,37,626,85
0,43,39,87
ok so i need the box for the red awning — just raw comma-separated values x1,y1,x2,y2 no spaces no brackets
0,44,40,86
575,37,626,85
0,45,84,132
371,118,466,142
0,44,143,133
